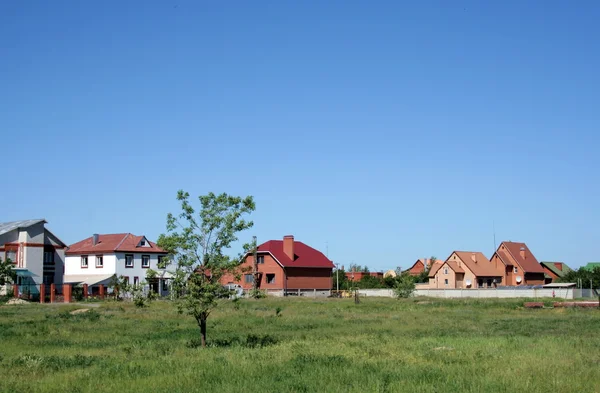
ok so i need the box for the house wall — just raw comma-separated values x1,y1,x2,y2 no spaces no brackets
0,230,18,246
286,267,332,290
446,253,478,288
543,267,559,283
432,263,459,288
18,222,45,243
220,253,285,290
114,252,167,284
65,254,118,276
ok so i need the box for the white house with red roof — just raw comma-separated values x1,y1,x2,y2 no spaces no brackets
220,235,334,296
64,233,170,295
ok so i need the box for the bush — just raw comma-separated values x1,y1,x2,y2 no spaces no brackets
395,274,416,298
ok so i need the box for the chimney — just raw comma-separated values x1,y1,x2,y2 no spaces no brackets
92,234,99,246
342,265,345,271
520,247,526,259
283,235,294,261
471,253,477,263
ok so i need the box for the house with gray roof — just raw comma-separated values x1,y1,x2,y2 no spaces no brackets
0,219,67,297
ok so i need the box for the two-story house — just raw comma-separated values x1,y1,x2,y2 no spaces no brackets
429,251,503,289
64,233,170,295
0,219,67,296
489,241,545,286
220,235,334,295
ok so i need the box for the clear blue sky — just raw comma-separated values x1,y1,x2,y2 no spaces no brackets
1,1,598,270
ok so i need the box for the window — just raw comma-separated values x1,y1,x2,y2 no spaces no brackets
478,279,483,288
444,279,448,285
158,255,166,268
244,274,254,283
5,249,17,264
140,240,146,246
123,276,130,284
142,255,150,268
257,256,265,264
134,277,139,286
162,280,169,292
513,267,518,274
444,268,448,275
487,279,493,288
96,255,103,268
266,274,275,284
43,272,54,285
81,256,89,268
125,254,134,268
43,248,54,265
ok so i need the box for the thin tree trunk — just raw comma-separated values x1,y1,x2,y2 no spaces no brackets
199,316,207,347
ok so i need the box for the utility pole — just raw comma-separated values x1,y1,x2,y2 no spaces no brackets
252,236,259,295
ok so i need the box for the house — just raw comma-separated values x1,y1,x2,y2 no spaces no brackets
64,233,170,296
220,235,334,295
429,251,502,289
540,262,572,284
0,219,67,296
490,242,545,286
406,258,437,276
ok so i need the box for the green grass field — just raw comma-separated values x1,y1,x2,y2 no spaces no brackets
1,297,599,393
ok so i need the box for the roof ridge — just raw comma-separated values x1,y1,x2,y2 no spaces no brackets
114,233,131,251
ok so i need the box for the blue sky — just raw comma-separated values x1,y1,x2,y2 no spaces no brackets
1,1,598,270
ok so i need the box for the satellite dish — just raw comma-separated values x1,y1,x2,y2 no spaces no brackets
235,287,244,298
465,279,472,286
516,276,522,283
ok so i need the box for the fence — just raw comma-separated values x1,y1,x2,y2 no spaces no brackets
358,288,576,299
573,288,600,299
264,289,331,298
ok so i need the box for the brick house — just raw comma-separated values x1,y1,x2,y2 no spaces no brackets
489,242,545,286
429,251,502,289
221,235,334,294
345,271,384,281
539,262,572,284
406,258,437,276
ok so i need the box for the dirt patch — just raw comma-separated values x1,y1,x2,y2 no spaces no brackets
433,346,454,351
70,309,91,315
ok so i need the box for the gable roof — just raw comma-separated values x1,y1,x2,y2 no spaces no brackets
0,219,46,237
499,242,545,273
452,251,502,277
540,262,572,278
66,233,166,255
255,240,334,268
445,260,465,273
428,261,445,277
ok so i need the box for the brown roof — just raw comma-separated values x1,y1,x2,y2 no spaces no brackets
501,242,545,273
428,261,444,277
66,233,166,255
452,251,502,277
446,260,465,273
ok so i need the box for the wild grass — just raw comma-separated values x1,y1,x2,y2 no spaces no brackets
0,297,598,392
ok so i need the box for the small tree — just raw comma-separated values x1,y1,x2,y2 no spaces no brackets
395,274,416,298
0,257,16,286
158,190,255,347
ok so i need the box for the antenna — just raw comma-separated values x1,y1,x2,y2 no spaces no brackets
493,220,497,250
326,241,329,258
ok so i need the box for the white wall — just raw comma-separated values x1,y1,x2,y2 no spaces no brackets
23,246,44,285
114,252,166,284
19,222,45,243
65,254,118,276
358,288,575,299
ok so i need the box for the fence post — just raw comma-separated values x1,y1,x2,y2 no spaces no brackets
314,288,317,298
40,284,46,304
13,284,19,298
50,283,56,303
64,284,72,303
82,284,89,299
297,289,300,296
99,285,105,300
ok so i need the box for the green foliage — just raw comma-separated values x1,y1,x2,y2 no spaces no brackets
158,190,255,346
0,257,16,285
331,268,350,290
357,274,385,289
395,274,416,298
108,275,130,301
559,266,600,288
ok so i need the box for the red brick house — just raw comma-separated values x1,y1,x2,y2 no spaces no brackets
406,258,437,276
344,271,384,281
489,242,545,286
221,235,334,294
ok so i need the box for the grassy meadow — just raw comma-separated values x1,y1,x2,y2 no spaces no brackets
0,297,599,393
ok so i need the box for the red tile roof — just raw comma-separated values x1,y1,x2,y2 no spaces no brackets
453,251,501,277
66,233,166,255
257,240,334,268
428,261,444,277
445,260,465,273
500,242,545,273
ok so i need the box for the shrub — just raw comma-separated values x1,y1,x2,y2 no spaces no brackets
394,274,416,298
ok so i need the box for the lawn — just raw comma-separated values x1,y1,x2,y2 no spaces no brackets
0,297,599,393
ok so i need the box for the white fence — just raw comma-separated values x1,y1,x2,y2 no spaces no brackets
265,289,331,298
358,288,575,299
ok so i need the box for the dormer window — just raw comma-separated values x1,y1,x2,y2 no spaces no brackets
140,240,146,246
